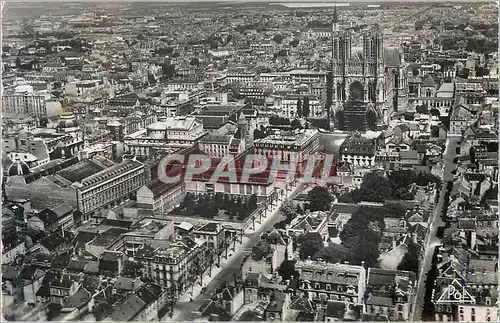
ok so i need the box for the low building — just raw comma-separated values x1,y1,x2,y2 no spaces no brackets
241,230,292,280
136,181,184,216
192,222,226,257
30,204,75,232
287,211,329,242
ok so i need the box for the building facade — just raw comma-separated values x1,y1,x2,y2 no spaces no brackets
74,159,145,220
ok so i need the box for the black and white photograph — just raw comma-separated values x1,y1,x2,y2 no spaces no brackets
0,0,498,322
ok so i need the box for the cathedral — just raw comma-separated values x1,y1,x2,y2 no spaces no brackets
328,7,406,131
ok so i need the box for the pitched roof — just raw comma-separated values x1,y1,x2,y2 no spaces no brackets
65,288,91,308
421,74,437,87
40,232,66,251
111,294,147,321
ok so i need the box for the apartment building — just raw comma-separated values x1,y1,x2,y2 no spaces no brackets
340,132,377,167
134,235,209,300
295,260,367,305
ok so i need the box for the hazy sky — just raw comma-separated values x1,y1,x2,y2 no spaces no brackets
5,0,493,2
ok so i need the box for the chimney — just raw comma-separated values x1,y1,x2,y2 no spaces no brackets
361,261,365,269
392,236,397,249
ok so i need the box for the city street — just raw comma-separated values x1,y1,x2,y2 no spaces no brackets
168,183,306,321
410,136,459,321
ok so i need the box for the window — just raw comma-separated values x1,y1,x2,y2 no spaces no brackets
471,308,475,314
459,315,464,321
326,284,331,291
397,304,403,311
471,316,475,322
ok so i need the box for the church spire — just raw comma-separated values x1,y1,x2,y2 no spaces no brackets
332,5,339,33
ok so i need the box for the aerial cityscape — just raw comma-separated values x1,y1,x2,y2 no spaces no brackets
1,1,498,322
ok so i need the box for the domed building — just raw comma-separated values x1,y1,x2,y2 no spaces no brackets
58,112,81,134
4,157,30,177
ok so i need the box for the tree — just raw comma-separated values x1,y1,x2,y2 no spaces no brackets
276,49,287,57
469,147,476,164
190,57,200,66
389,169,416,190
15,57,21,68
308,186,333,212
277,260,298,280
336,110,345,130
299,233,324,260
249,194,258,209
269,116,290,126
355,172,392,203
234,128,242,139
475,66,490,77
313,243,353,264
162,62,176,79
416,104,429,114
296,99,303,117
272,34,284,44
291,119,302,129
289,39,299,47
280,200,297,222
302,97,310,118
459,68,470,79
366,109,377,131
339,206,386,267
254,128,266,140
397,239,419,273
147,72,156,86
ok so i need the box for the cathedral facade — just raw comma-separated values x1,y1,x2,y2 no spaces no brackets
329,7,405,131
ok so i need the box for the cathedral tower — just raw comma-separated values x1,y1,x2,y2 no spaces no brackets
331,9,386,131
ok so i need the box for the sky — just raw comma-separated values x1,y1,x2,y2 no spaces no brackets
4,0,493,2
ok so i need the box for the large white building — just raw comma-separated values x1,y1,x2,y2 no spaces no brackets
2,84,49,117
124,116,206,157
253,129,320,165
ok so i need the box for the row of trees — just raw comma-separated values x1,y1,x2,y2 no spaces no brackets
296,97,310,118
175,193,258,220
269,116,302,129
339,170,442,204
